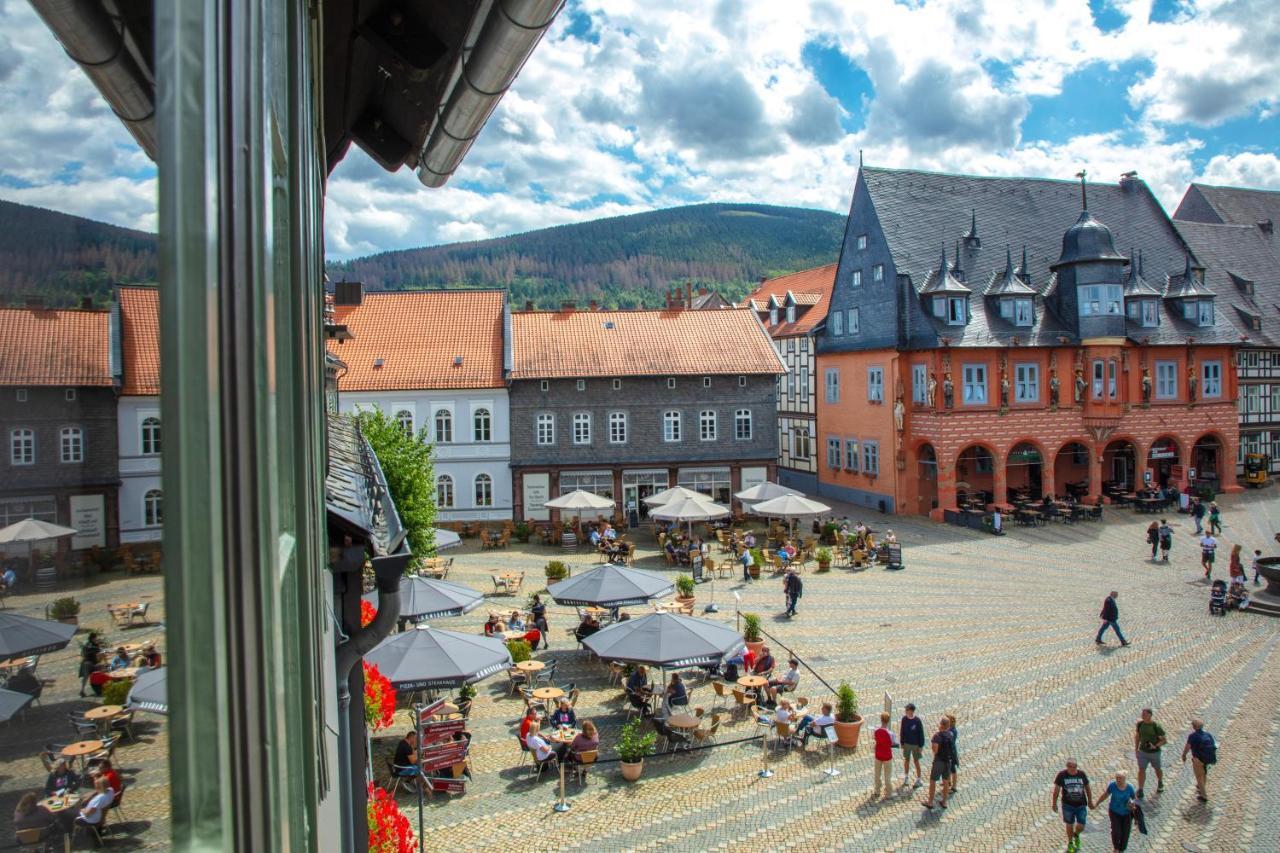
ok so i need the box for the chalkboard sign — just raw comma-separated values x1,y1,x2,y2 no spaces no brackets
885,544,904,570
628,508,640,529
692,559,704,583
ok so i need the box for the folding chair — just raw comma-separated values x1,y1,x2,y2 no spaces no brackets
384,758,419,796
128,601,150,626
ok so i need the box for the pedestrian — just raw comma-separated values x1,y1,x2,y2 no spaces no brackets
740,546,754,582
783,568,802,617
1199,532,1218,578
920,716,954,810
1133,708,1166,798
1181,719,1217,802
1052,757,1094,852
1158,519,1173,562
1253,549,1264,584
1227,543,1244,582
872,711,897,799
1145,522,1159,559
1095,590,1129,646
1208,501,1222,535
78,632,103,698
946,713,959,793
1091,769,1137,852
1191,498,1206,534
899,703,925,789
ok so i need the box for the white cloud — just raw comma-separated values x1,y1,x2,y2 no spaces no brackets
1198,151,1280,189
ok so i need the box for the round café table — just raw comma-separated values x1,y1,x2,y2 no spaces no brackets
666,713,699,730
62,739,103,769
548,726,579,745
40,793,81,814
83,705,123,733
737,675,768,690
532,686,564,712
515,660,544,689
108,667,141,681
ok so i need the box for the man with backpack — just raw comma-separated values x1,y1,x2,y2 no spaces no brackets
783,568,802,617
1158,520,1173,562
1181,719,1217,802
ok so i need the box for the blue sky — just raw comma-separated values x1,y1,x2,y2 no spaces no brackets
0,0,1277,259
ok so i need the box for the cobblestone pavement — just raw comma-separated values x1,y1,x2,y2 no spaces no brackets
377,491,1280,852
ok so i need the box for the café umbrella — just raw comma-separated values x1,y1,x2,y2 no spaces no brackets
0,611,78,659
365,625,512,692
734,482,800,503
0,686,34,723
642,485,704,507
649,493,730,540
545,489,615,544
582,611,744,669
127,666,168,714
362,576,482,623
547,565,673,609
432,528,462,551
0,518,79,578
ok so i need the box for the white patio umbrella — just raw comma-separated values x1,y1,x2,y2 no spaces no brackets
545,489,616,544
642,485,704,507
750,493,831,539
734,482,801,503
649,493,730,541
0,518,79,578
432,528,462,551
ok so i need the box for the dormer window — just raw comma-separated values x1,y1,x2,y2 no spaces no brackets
999,298,1033,327
1078,284,1122,316
785,305,795,323
769,307,778,326
1127,299,1159,327
1183,299,1214,327
933,296,967,326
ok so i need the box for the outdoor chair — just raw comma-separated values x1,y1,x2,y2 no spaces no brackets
68,713,98,740
731,688,754,718
14,826,51,851
107,784,128,821
530,751,558,781
710,680,730,711
506,668,529,696
772,719,796,754
128,601,150,626
110,709,137,743
1089,505,1103,521
692,719,721,748
385,758,420,796
72,814,107,848
572,749,597,784
39,744,67,773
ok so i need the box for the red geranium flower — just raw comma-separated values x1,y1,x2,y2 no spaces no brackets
367,781,415,852
363,661,396,732
361,599,378,628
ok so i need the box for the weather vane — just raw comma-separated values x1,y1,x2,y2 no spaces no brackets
1075,169,1088,210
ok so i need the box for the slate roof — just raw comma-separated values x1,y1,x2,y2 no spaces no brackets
742,263,836,337
0,306,113,386
325,412,408,558
859,166,1241,346
1174,183,1280,227
117,286,160,396
510,306,785,379
1174,219,1280,347
328,290,507,391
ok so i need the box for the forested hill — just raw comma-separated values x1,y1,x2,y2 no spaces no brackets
327,203,845,308
0,200,157,306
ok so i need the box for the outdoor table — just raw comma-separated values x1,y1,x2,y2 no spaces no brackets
515,661,545,687
426,702,460,719
108,667,141,681
499,631,525,642
84,704,123,724
62,740,103,769
666,712,699,730
40,793,81,814
548,726,579,746
532,686,564,711
737,675,768,690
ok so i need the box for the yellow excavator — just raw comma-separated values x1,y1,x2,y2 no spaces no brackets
1244,453,1270,488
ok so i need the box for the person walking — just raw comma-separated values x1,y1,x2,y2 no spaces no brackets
1191,498,1206,534
1092,769,1138,852
1158,520,1173,562
1199,532,1218,579
783,568,802,617
1208,501,1222,535
1096,591,1129,646
740,546,754,582
1253,548,1264,584
920,716,954,810
78,632,103,698
872,712,897,799
1146,521,1160,560
1133,708,1166,797
1228,544,1244,583
946,713,960,793
899,703,925,789
1181,719,1217,802
1052,758,1094,852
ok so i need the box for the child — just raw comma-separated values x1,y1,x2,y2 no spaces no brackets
1253,549,1263,585
1159,520,1173,562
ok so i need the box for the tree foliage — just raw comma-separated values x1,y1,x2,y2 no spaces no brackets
356,407,437,556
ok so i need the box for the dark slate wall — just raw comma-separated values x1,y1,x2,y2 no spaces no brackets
0,386,119,491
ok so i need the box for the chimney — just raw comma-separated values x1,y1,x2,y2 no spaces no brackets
524,299,534,311
334,280,363,306
1259,219,1274,236
80,296,94,310
24,295,43,309
560,301,576,313
686,282,693,307
588,300,598,311
698,288,709,296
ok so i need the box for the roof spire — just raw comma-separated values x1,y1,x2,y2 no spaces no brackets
1137,249,1144,276
1004,245,1014,274
952,240,965,281
1075,169,1088,210
967,209,978,239
1017,244,1029,281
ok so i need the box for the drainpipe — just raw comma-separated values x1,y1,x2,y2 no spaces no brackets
335,553,405,853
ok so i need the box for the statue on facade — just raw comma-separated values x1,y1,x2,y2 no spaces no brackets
942,372,955,409
893,397,905,432
1049,369,1060,408
1141,369,1152,403
1074,368,1086,404
1000,373,1010,408
1187,366,1197,401
927,372,938,408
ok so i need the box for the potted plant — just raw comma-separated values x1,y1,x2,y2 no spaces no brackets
457,682,477,718
821,522,839,544
748,547,764,579
48,597,80,626
814,547,832,571
514,521,532,543
506,639,532,664
833,682,863,749
616,718,656,781
101,679,132,707
545,560,569,582
674,573,696,607
741,612,764,657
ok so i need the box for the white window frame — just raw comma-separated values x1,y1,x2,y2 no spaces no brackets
947,296,967,325
667,377,676,389
867,367,884,402
15,389,27,402
612,378,622,390
1197,300,1214,327
64,389,76,401
609,411,627,444
1014,363,1038,403
536,413,555,446
572,412,592,445
793,428,810,461
663,411,681,443
699,410,717,441
826,437,841,469
1092,359,1105,399
848,307,860,334
1155,360,1178,399
1079,284,1123,316
831,311,843,336
734,409,752,440
434,409,453,443
140,414,162,456
394,409,415,436
143,489,163,527
1014,299,1033,326
10,428,34,466
856,234,868,251
540,380,549,392
785,305,796,323
703,376,711,388
872,264,884,282
60,427,83,463
738,375,747,387
912,363,927,404
1202,360,1222,398
1141,300,1159,327
962,364,987,405
1108,359,1117,399
576,379,586,391
473,408,492,442
798,366,809,397
845,439,859,472
851,269,862,288
436,474,455,508
824,368,840,403
474,473,493,507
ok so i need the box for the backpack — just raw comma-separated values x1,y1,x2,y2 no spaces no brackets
1192,731,1217,765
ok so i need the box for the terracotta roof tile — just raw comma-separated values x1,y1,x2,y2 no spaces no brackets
118,286,160,396
742,264,836,336
510,306,783,379
328,290,507,390
0,306,112,386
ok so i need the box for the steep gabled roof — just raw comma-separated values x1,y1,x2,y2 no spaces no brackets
742,263,836,336
0,306,112,387
1175,218,1280,346
117,286,161,396
1175,183,1280,227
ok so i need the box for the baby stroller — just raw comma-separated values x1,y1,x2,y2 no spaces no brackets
1208,580,1227,616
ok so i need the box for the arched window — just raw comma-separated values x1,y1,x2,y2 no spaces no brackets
395,410,414,436
141,416,162,455
434,409,452,443
144,489,163,527
474,473,493,507
473,408,491,442
60,427,84,463
436,475,454,508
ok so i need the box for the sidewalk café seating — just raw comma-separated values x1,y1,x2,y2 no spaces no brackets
572,749,597,784
385,758,419,796
129,601,151,626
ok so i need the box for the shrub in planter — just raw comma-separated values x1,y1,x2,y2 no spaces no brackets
675,574,695,598
833,681,864,749
514,521,532,543
616,719,656,781
815,547,832,570
545,560,569,582
506,639,532,664
741,612,763,644
102,680,132,707
49,597,81,622
821,522,839,544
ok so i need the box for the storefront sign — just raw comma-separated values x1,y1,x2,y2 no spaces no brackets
1148,447,1177,460
523,473,549,521
69,494,105,549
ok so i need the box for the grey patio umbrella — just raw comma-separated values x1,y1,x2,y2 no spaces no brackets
365,625,512,691
582,612,745,669
362,576,482,623
432,528,462,551
127,666,167,714
0,611,78,658
547,565,673,608
0,687,34,722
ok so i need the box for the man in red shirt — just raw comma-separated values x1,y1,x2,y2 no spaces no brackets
94,759,123,796
518,707,540,744
872,712,898,798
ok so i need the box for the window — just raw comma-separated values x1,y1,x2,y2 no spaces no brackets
1141,300,1159,327
932,297,946,319
947,297,967,325
793,428,810,461
144,489,163,527
15,389,27,402
699,410,717,441
1092,360,1105,399
667,378,676,389
612,378,621,390
1108,359,1117,399
872,264,884,282
573,413,591,445
826,437,841,469
851,269,862,288
1078,284,1122,316
1156,360,1178,399
434,409,453,443
394,410,414,436
1014,363,1038,402
1197,300,1214,326
700,376,711,389
738,375,747,387
10,428,34,465
785,305,796,323
609,412,627,444
845,439,859,472
962,364,987,404
769,307,779,325
867,367,884,402
576,379,585,391
663,411,681,442
831,311,844,336
540,380,549,392
824,368,840,403
474,474,493,507
64,388,76,401
1014,299,1033,326
436,475,454,508
798,366,809,397
60,427,83,463
856,234,867,251
473,408,491,442
848,308,859,333
1202,361,1222,398
734,409,752,440
141,416,162,456
912,364,928,404
0,497,55,526
536,413,555,445
863,441,881,475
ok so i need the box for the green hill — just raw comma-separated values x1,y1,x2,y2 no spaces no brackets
327,203,845,307
0,200,157,306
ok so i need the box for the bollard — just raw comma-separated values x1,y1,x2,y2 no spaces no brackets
554,760,571,812
759,725,774,779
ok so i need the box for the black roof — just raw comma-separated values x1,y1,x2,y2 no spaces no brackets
1175,183,1280,228
1174,219,1280,347
325,413,408,559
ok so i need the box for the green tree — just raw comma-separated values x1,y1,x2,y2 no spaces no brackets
355,407,437,557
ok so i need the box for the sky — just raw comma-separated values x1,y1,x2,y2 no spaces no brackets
0,0,1278,261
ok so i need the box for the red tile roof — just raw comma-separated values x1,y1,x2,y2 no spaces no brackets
117,286,161,395
0,306,113,387
328,290,507,390
742,263,836,336
510,306,784,379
